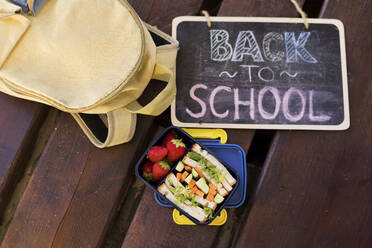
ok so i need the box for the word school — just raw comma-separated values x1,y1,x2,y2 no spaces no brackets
210,30,317,63
186,84,331,122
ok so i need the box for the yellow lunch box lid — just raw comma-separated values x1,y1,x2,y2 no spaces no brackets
173,209,228,226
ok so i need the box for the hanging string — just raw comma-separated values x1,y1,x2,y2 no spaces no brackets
201,10,212,28
289,0,309,29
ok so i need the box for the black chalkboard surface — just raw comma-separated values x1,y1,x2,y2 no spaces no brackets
171,17,349,130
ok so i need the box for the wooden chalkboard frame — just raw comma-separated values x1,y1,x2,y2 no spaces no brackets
171,16,349,130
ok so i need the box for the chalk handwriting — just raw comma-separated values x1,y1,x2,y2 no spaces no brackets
280,71,298,78
258,87,281,120
232,31,264,62
258,67,275,82
210,30,233,61
309,90,331,121
285,32,318,63
186,84,207,118
184,27,336,124
210,31,317,63
240,65,259,82
219,71,238,78
263,32,285,62
283,87,306,122
210,86,231,118
234,88,254,120
186,85,333,122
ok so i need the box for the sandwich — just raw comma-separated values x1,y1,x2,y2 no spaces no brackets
183,144,236,196
157,143,236,223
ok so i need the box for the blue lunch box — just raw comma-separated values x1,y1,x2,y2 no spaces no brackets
135,126,240,225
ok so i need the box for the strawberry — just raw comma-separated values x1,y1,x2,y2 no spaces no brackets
166,139,186,162
148,146,168,162
162,132,177,147
142,161,153,181
152,161,170,180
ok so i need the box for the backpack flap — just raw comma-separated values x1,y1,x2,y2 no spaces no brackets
72,24,179,148
0,0,146,112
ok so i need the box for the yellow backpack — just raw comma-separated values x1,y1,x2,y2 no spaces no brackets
0,0,178,147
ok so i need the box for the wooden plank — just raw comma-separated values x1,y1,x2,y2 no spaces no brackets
128,0,203,33
235,1,372,247
219,0,304,16
123,187,218,248
1,112,156,248
51,115,156,248
225,129,254,152
1,1,206,248
121,0,306,247
0,114,90,248
0,94,45,212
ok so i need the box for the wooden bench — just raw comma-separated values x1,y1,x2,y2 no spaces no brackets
121,0,303,247
0,0,371,248
0,1,203,247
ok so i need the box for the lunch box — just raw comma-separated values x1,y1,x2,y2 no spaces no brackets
155,128,247,225
135,126,240,225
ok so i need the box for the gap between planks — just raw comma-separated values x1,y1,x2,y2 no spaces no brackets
0,109,59,243
101,125,165,248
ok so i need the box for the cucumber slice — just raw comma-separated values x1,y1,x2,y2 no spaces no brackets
175,161,184,172
192,168,199,178
214,193,224,204
185,174,193,184
196,178,209,194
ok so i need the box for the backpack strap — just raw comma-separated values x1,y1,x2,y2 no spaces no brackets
124,63,176,116
123,23,178,116
71,107,136,148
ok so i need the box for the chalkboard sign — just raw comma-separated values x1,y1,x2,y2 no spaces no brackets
171,17,349,130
